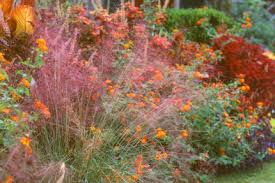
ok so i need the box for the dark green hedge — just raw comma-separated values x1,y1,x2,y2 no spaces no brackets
165,8,237,43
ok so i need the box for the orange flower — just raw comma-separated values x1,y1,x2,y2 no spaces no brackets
267,147,273,155
2,175,13,183
155,151,168,161
140,136,148,144
193,71,203,79
34,99,51,119
239,74,245,79
1,108,11,114
127,93,136,98
175,64,184,72
196,18,206,26
0,72,6,82
223,112,229,117
134,155,144,175
11,115,19,122
20,136,31,147
105,79,112,84
20,78,30,88
135,125,142,133
225,118,233,128
0,52,10,64
10,91,21,101
36,38,48,52
256,102,264,108
244,122,251,129
239,78,245,84
154,70,164,81
180,130,189,139
240,85,250,92
156,128,167,139
128,103,135,108
137,102,146,108
180,104,191,112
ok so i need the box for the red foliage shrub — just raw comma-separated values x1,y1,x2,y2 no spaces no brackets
212,35,275,106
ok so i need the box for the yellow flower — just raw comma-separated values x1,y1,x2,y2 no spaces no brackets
90,125,102,135
123,40,134,49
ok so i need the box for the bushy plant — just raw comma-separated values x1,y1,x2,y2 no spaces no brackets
212,35,275,106
165,8,236,43
181,82,265,168
231,0,275,52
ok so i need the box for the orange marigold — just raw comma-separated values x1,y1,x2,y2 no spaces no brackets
156,128,167,139
180,130,189,139
36,38,48,52
20,78,30,88
34,99,51,119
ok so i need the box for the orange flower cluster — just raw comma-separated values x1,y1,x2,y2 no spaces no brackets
132,155,145,181
242,16,252,29
238,74,250,92
34,99,51,119
20,136,32,156
20,78,30,88
140,136,148,144
0,52,10,65
155,151,168,161
155,12,166,25
2,175,13,183
180,130,189,139
105,79,116,95
36,38,48,52
225,118,233,128
156,128,167,139
0,72,6,82
267,147,275,155
180,101,192,112
153,70,164,81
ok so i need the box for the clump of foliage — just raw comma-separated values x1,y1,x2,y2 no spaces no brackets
231,0,275,52
165,8,236,43
212,35,275,106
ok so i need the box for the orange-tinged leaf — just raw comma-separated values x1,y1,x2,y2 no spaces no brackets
20,0,35,7
0,0,13,16
10,5,34,36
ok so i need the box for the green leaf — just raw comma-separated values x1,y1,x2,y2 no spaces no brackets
270,118,275,134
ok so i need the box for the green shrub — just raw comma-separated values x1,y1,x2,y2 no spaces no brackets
165,8,236,43
231,0,275,52
181,82,265,167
